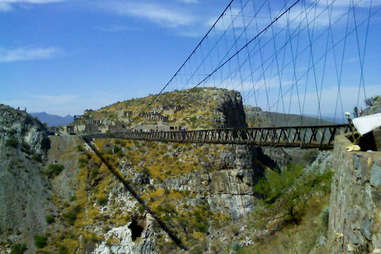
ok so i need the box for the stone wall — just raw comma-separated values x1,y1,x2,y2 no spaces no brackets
328,135,381,253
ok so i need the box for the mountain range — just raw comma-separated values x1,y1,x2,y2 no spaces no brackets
30,112,74,127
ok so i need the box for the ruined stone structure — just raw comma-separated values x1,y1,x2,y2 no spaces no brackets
139,112,169,122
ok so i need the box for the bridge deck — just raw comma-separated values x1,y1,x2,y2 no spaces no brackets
82,124,352,149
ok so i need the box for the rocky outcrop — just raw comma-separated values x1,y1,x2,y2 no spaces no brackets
93,215,157,254
328,135,381,253
217,90,247,128
0,105,53,253
364,96,381,115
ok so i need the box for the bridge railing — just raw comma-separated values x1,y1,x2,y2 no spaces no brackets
82,124,352,149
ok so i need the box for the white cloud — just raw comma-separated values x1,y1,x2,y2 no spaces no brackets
276,4,346,29
0,47,60,63
0,0,63,3
1,91,130,116
208,8,247,31
203,77,293,92
313,0,381,8
261,83,381,116
95,25,140,32
102,1,196,28
0,2,12,11
0,0,63,11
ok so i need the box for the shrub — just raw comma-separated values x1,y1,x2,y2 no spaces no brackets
21,142,31,154
45,215,55,224
63,205,81,225
302,150,319,163
76,145,84,152
97,196,108,206
90,169,99,179
34,235,47,248
59,246,68,254
6,137,18,148
32,154,43,163
113,145,121,154
78,157,88,168
10,243,27,254
116,150,124,158
44,164,64,178
231,242,242,252
321,207,330,229
253,164,333,224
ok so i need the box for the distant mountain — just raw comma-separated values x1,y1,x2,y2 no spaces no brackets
31,112,74,127
244,106,345,127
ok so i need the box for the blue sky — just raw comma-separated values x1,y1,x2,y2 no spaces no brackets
0,0,228,115
1,0,380,118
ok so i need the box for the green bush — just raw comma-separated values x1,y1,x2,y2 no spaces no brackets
44,164,64,178
10,243,27,254
253,164,333,224
6,137,18,148
321,207,330,229
34,235,47,248
97,196,108,206
59,246,68,254
113,145,122,154
69,195,77,202
90,169,99,179
303,150,319,163
45,215,55,224
78,157,88,168
32,154,43,163
63,205,81,225
76,145,84,152
21,142,31,154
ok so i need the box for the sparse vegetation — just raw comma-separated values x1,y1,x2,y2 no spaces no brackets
34,235,47,248
5,137,18,148
44,164,64,178
59,246,68,254
97,196,108,206
46,215,55,224
63,205,81,225
10,243,27,254
253,164,333,225
32,153,43,163
21,142,31,154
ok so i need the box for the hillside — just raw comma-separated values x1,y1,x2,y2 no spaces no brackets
1,91,379,254
73,88,246,134
0,104,53,253
245,106,336,127
0,89,260,253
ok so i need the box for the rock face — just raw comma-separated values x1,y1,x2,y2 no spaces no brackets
364,96,381,115
160,145,260,219
217,91,247,128
328,135,381,253
0,105,52,253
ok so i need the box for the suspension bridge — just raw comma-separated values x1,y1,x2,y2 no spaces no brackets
83,0,380,149
80,0,380,249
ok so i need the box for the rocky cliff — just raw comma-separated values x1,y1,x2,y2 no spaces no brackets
328,135,381,254
74,88,247,133
0,88,263,253
0,104,53,253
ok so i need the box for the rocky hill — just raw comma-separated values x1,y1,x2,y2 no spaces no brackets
0,104,53,253
245,106,334,127
0,89,262,253
73,88,246,134
1,90,380,254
